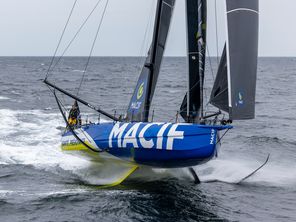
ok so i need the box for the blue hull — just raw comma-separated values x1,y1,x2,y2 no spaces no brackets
62,122,232,168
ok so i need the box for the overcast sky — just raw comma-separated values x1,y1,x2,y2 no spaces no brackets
0,0,295,57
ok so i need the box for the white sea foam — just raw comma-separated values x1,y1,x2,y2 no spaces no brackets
0,109,89,169
0,190,15,198
73,70,85,73
0,109,131,185
190,157,296,187
0,96,9,100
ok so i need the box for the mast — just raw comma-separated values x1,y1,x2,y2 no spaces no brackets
145,0,164,118
150,0,164,68
180,0,207,123
199,0,207,120
126,0,175,122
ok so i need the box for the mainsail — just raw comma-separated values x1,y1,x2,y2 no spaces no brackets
210,0,259,120
126,0,175,122
180,0,207,123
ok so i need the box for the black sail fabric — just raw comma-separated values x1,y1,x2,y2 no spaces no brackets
226,0,259,120
210,44,229,113
126,0,175,122
180,0,207,123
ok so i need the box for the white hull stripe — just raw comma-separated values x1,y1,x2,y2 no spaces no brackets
62,129,99,150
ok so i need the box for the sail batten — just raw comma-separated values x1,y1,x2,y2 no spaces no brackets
227,8,259,14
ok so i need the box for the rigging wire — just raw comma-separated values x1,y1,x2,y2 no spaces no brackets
76,0,109,96
50,0,104,73
179,78,201,114
214,0,220,65
202,1,218,115
216,128,230,145
204,46,215,106
53,90,104,153
203,46,216,112
123,0,155,113
47,85,104,153
45,85,71,115
136,0,156,74
45,0,78,79
204,1,222,113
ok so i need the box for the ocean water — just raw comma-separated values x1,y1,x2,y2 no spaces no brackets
0,57,296,222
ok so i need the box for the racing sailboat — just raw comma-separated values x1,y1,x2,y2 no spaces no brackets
44,0,260,185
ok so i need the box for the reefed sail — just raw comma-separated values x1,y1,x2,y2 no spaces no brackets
126,0,175,122
210,0,259,120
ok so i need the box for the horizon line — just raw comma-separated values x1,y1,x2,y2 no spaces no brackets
0,55,295,58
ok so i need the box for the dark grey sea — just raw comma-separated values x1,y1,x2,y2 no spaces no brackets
0,57,295,222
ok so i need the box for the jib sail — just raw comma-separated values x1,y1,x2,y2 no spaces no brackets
126,0,175,122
